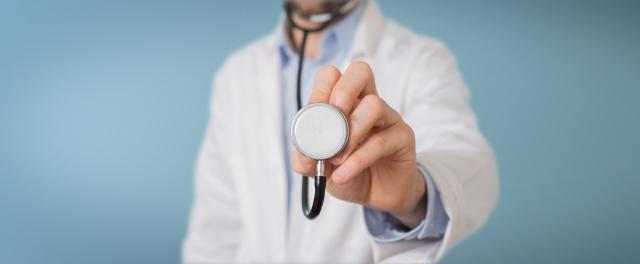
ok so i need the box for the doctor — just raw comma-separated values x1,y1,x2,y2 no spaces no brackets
183,0,498,263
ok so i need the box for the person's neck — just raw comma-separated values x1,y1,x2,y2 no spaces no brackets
287,2,358,59
288,29,325,59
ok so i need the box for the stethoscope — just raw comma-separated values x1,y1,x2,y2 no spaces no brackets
284,0,358,219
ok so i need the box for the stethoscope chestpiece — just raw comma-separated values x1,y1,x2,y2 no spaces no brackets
291,103,349,160
291,103,349,219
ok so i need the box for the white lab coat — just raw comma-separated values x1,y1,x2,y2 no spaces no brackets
182,2,498,263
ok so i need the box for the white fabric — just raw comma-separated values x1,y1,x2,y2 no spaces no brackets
182,2,498,263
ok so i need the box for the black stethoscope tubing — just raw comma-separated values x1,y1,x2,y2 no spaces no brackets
284,1,352,219
295,29,326,219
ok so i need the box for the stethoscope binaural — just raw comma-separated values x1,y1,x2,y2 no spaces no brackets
284,0,357,219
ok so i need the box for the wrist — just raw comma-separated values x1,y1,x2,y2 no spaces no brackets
390,169,427,228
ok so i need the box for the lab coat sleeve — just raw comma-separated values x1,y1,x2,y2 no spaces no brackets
371,41,499,263
182,63,242,263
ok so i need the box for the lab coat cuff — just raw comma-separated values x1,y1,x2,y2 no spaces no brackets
363,163,449,242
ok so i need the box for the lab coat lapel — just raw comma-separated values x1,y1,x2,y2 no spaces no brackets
342,1,386,68
255,34,289,260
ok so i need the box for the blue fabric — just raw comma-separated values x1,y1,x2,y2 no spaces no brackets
277,3,448,240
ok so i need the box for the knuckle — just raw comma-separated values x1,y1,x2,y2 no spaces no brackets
397,123,416,145
401,123,415,140
360,95,384,118
350,153,366,168
369,96,386,115
370,134,386,151
331,89,352,111
348,113,361,127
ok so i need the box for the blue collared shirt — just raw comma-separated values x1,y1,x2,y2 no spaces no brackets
277,3,448,241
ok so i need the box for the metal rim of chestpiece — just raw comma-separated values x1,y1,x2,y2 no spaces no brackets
290,103,349,161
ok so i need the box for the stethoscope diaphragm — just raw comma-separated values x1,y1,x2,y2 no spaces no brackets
291,103,349,160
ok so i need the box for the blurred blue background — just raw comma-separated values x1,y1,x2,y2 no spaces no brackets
1,0,639,263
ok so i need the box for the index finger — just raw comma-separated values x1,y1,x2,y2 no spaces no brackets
329,61,378,116
308,66,342,104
